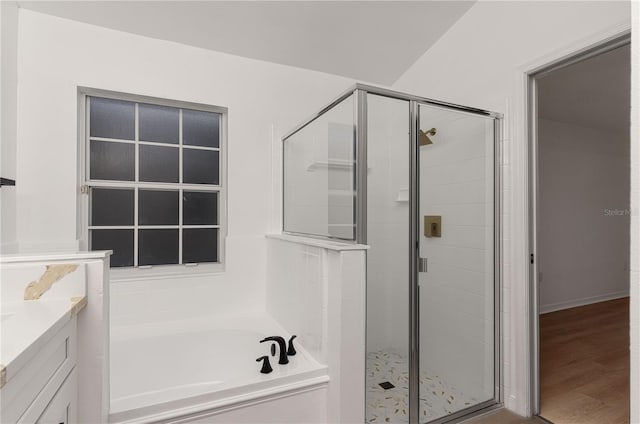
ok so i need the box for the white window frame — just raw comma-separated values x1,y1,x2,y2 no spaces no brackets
77,87,228,280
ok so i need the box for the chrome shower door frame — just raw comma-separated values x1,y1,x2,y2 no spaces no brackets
281,83,503,424
281,89,360,242
410,97,502,424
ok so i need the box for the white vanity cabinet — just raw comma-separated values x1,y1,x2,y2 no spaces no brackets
1,315,78,424
1,252,111,424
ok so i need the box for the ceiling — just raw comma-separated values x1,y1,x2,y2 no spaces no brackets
537,44,631,134
17,1,476,86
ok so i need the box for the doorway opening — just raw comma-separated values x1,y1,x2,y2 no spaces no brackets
530,37,631,423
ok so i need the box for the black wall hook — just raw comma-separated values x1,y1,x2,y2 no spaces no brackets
0,178,16,187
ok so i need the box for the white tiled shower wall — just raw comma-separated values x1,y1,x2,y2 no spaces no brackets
266,238,328,362
282,94,355,239
418,109,495,401
393,0,633,415
366,94,410,358
266,236,367,424
366,94,495,402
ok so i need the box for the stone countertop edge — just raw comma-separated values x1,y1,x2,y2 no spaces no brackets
0,250,111,264
1,262,88,390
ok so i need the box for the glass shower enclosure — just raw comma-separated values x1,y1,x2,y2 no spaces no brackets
283,84,501,424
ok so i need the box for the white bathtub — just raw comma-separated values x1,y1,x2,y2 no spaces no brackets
109,313,328,423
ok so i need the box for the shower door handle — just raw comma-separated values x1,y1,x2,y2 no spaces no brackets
418,257,428,273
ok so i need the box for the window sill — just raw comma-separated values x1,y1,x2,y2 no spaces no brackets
109,262,225,282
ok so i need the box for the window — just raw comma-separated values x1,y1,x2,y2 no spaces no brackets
83,92,226,269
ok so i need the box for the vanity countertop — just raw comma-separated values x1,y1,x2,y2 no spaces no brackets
0,263,87,388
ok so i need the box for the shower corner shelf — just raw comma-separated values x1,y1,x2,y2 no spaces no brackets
395,188,409,203
306,159,354,172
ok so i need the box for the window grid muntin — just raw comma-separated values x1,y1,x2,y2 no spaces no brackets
134,103,139,266
86,96,222,267
89,136,220,152
88,225,220,230
179,110,184,264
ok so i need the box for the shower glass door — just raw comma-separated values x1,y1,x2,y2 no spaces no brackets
365,93,411,423
416,103,497,422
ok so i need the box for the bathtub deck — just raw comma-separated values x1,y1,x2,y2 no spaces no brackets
109,313,329,423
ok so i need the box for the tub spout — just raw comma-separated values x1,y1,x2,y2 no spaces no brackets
256,355,273,374
260,336,288,364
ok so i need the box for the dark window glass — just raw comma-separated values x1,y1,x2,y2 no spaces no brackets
88,97,224,268
90,97,135,140
139,103,179,144
90,141,135,181
91,188,134,226
139,145,179,183
183,149,219,185
183,228,218,263
139,229,179,266
139,190,179,225
183,191,217,225
183,109,220,148
91,229,134,267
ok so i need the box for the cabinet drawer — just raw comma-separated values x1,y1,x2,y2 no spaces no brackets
36,368,77,424
1,319,77,424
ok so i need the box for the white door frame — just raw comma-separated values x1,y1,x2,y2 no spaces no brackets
507,21,631,417
528,32,631,416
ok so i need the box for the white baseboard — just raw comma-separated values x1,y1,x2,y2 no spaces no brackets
540,291,630,314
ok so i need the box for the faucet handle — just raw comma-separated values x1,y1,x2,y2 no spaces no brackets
256,355,273,374
287,335,297,356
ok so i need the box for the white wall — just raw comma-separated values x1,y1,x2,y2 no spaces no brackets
394,1,630,113
393,0,631,415
14,10,354,327
629,3,639,422
539,119,630,313
0,1,19,252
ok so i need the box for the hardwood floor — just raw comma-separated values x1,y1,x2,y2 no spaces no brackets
539,298,630,424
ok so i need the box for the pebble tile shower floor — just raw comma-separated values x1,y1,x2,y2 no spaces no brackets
366,350,476,423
